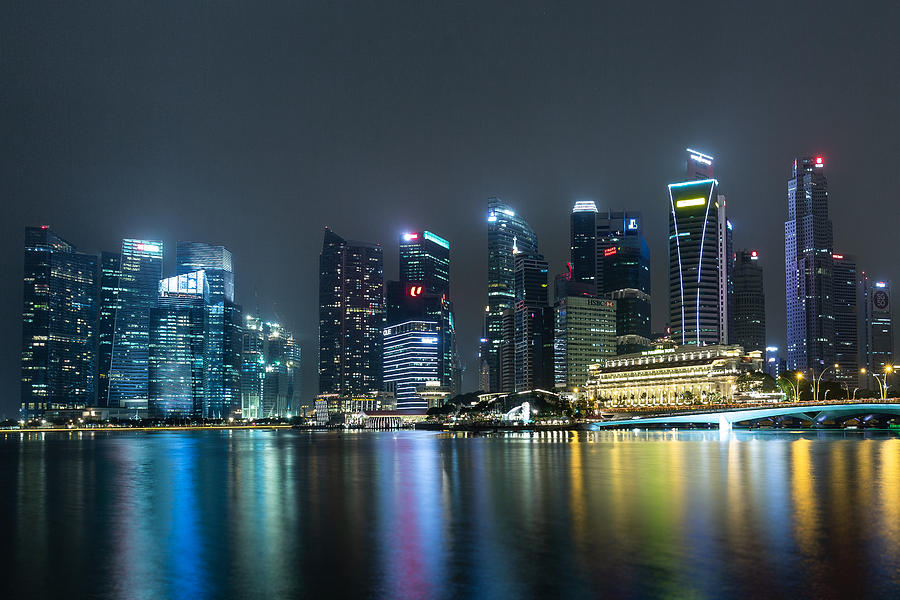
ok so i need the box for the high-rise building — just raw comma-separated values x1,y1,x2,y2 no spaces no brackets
108,239,163,411
785,155,834,373
732,250,766,353
176,242,234,302
832,253,858,383
554,296,616,391
383,320,441,410
483,198,538,392
668,159,729,346
597,210,651,353
149,271,208,419
240,314,301,419
318,228,384,396
20,226,98,416
176,241,241,418
570,201,598,290
97,251,122,407
400,231,450,296
862,276,893,378
513,253,552,391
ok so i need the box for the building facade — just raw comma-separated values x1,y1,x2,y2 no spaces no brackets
586,345,762,407
785,156,834,373
513,253,553,391
554,296,616,391
383,320,441,410
318,228,384,396
97,251,122,407
732,249,766,353
20,226,98,416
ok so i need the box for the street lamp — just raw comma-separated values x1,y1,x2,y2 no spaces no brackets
813,363,839,402
789,372,803,403
861,366,893,400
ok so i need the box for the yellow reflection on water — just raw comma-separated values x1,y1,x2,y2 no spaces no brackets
791,438,817,556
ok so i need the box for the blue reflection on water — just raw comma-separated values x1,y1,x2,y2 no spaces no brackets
3,429,900,599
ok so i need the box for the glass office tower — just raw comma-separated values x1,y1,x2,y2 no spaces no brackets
149,271,209,418
400,231,450,296
483,197,538,392
176,241,240,418
383,320,441,410
20,226,98,416
785,156,834,372
108,239,163,411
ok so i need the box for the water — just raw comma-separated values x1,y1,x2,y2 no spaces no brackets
2,429,899,599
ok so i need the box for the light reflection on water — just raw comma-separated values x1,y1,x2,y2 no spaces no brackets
3,429,900,599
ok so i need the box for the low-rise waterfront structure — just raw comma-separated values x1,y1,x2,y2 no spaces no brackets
585,345,762,407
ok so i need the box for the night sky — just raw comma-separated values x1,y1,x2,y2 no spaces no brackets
2,1,898,417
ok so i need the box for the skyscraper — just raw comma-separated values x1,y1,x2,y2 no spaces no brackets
862,276,893,377
383,320,441,410
483,197,538,392
785,155,834,373
20,226,98,416
149,271,208,419
570,201,597,290
513,253,552,391
832,253,858,383
318,228,384,397
554,296,616,391
668,156,728,346
108,239,163,411
400,231,450,296
385,229,456,406
97,251,122,407
597,209,651,353
732,249,766,353
176,241,241,418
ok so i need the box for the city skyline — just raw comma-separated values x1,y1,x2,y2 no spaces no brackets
3,3,899,417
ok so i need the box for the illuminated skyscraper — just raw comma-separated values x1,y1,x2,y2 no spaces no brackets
20,226,98,416
108,239,163,411
668,151,729,346
383,320,441,410
386,229,457,405
570,201,597,290
512,253,553,391
318,228,384,396
862,276,893,377
400,231,450,296
483,197,538,392
732,250,766,353
597,209,651,353
176,241,241,418
149,271,209,418
832,253,858,383
97,251,122,406
554,296,616,391
785,155,834,372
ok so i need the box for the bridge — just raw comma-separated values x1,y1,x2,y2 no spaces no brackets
590,401,900,431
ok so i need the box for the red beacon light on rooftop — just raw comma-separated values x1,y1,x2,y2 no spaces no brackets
815,156,824,167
